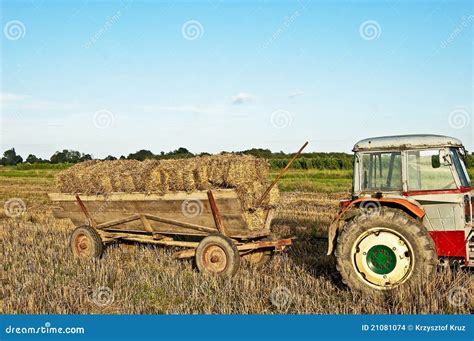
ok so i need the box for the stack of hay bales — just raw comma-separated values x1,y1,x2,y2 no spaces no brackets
56,155,279,228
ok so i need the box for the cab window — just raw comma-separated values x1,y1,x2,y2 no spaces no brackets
451,149,470,187
407,149,456,190
361,152,402,191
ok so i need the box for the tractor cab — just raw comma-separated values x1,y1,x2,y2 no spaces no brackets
329,134,473,293
352,135,471,196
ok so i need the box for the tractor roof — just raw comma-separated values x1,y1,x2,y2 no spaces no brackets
353,134,463,152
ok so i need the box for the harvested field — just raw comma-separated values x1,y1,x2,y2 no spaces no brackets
1,166,472,314
2,213,472,314
275,192,348,237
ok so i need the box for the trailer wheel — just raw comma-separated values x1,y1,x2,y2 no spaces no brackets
70,225,103,259
242,250,273,267
195,234,240,276
335,208,437,293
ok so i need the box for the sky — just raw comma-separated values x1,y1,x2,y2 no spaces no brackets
0,0,473,159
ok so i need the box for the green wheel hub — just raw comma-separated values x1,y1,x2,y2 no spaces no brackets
366,245,397,275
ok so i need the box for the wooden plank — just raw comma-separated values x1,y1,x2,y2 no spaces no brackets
48,189,239,202
173,238,293,259
115,234,199,248
207,190,227,236
53,211,247,230
144,214,217,234
173,249,196,259
51,199,243,216
237,238,293,251
263,208,275,231
95,214,141,229
139,214,153,232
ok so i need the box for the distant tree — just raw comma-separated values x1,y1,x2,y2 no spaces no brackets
104,155,117,161
119,155,126,160
80,154,92,162
127,149,155,161
50,150,89,164
241,148,273,159
1,148,23,165
26,154,39,163
166,147,193,159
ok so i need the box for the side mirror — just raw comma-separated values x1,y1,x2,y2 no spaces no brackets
431,155,440,168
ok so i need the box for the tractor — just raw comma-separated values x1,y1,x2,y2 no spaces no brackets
327,134,473,292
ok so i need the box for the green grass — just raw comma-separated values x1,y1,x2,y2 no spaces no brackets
15,163,73,170
0,166,58,178
271,169,352,193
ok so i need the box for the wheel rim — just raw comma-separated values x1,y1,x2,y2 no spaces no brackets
74,233,92,257
351,228,414,289
366,245,397,275
201,245,228,273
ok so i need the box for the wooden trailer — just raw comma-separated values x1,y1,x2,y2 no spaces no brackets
48,189,292,276
49,142,309,276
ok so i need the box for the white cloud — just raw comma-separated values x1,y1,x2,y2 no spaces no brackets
289,91,304,98
137,105,220,115
231,92,255,105
0,93,29,104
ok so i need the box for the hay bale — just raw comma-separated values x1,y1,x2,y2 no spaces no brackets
56,155,280,229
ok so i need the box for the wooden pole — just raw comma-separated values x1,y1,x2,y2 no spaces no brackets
207,190,227,236
255,141,309,208
75,194,97,228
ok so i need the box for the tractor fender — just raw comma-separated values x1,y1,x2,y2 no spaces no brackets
326,198,425,255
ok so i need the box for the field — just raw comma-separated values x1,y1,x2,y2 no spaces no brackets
1,165,472,314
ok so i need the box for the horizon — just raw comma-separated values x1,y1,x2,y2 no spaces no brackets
1,0,473,159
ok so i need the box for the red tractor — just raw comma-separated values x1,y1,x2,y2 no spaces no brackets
327,135,472,292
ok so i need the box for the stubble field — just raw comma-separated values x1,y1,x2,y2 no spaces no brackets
1,166,472,314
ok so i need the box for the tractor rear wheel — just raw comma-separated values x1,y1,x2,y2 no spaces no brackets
335,208,437,293
195,234,240,276
70,225,104,259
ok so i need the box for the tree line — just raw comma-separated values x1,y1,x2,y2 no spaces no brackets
1,147,473,170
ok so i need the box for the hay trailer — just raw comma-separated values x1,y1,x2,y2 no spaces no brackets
48,142,308,276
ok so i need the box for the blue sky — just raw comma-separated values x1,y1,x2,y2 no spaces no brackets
0,0,472,159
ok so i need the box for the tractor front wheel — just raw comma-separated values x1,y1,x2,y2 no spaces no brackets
335,208,437,293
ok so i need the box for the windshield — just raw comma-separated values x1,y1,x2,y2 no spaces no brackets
360,152,402,191
407,149,456,190
451,148,471,187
